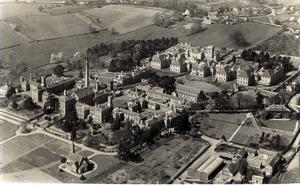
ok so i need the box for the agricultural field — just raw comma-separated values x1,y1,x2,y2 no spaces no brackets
42,5,94,15
7,14,91,40
205,0,263,8
0,3,45,20
254,33,300,56
0,120,18,142
83,5,168,33
0,132,94,183
0,21,26,49
182,22,281,48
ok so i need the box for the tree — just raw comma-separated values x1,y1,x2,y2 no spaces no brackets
229,30,250,47
53,64,65,76
153,13,172,27
5,86,15,98
10,99,18,110
20,97,35,110
158,76,176,94
38,6,44,12
188,20,206,35
111,115,121,131
174,111,190,133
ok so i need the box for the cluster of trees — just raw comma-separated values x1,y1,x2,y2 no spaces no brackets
256,132,287,151
153,13,172,27
52,64,65,76
148,74,176,94
229,30,250,47
108,55,134,72
87,37,178,72
241,50,293,71
87,37,178,58
188,20,206,35
206,91,261,110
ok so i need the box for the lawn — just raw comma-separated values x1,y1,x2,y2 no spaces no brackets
195,114,241,140
250,16,271,24
83,5,167,33
0,120,18,142
0,21,26,49
7,14,91,40
231,124,294,149
261,119,297,132
180,76,222,93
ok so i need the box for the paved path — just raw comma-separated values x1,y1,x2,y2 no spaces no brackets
228,117,247,142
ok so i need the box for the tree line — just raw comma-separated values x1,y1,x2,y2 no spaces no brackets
86,37,179,72
240,49,293,71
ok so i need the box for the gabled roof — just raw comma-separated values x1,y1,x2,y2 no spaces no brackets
261,69,274,78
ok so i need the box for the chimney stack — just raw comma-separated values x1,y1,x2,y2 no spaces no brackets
41,76,46,87
85,58,89,88
108,95,112,108
64,90,67,96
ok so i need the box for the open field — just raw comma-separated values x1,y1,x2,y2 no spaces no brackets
206,0,263,8
84,5,167,34
0,21,280,67
0,120,18,142
254,33,300,56
180,77,222,92
194,113,244,140
42,5,94,15
0,3,45,20
250,16,272,23
261,119,296,132
0,21,26,49
231,124,294,149
0,132,96,183
182,22,281,48
7,14,91,40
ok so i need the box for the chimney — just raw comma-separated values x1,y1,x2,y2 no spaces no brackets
29,73,33,80
64,90,67,96
108,95,112,108
41,76,46,87
85,58,89,88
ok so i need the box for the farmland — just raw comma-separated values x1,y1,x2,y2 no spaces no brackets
84,5,168,33
0,3,45,20
7,14,91,40
0,21,26,49
0,120,18,142
182,22,281,48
